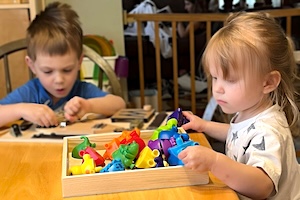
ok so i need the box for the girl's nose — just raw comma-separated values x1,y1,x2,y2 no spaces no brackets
213,80,224,94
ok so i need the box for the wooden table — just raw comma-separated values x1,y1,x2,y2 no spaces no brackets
0,131,238,200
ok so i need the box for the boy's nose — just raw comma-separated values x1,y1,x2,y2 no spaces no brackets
54,73,64,83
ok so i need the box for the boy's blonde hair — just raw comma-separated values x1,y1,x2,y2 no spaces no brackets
26,1,83,61
202,12,299,137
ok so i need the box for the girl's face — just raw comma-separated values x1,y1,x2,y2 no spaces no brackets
209,61,268,121
184,0,194,13
26,50,82,104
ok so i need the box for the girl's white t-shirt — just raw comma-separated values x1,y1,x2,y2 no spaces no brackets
226,104,300,200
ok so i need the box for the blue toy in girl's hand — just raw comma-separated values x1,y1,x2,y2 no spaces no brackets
167,108,189,127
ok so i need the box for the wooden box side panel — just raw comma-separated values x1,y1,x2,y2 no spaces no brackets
62,131,209,197
62,166,209,197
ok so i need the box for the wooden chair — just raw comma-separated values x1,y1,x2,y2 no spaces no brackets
0,38,123,98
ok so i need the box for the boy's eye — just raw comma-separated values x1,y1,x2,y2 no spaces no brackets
44,71,52,74
64,69,72,73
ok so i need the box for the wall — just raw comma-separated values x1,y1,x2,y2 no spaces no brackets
45,0,125,55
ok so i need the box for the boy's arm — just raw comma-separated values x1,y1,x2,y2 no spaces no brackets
87,94,126,116
0,104,23,127
212,153,274,199
0,103,58,128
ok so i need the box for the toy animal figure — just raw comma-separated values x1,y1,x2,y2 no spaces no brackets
167,108,189,127
68,154,102,175
135,146,160,168
79,146,105,167
100,159,125,173
112,141,139,169
150,118,178,140
168,136,199,166
72,136,96,159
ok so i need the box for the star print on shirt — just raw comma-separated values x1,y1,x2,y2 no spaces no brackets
253,136,265,151
247,123,255,133
231,131,238,143
243,139,252,155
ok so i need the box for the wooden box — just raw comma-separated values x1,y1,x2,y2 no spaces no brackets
62,131,209,198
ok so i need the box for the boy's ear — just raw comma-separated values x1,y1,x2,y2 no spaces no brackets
263,70,281,94
25,56,36,74
78,53,84,70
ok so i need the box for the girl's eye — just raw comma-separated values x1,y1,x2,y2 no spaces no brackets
227,79,237,83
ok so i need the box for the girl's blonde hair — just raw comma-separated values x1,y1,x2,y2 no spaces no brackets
26,2,83,61
202,12,299,137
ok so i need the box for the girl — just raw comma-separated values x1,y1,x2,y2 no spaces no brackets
178,12,300,199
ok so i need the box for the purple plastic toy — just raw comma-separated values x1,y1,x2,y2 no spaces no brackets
167,108,189,127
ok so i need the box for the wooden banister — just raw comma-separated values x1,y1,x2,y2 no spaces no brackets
125,8,300,113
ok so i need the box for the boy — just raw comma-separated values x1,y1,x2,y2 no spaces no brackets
0,2,126,128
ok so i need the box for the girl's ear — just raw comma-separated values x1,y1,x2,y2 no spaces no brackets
25,56,36,74
263,70,281,94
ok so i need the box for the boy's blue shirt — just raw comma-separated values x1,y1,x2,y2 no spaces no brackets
0,78,108,110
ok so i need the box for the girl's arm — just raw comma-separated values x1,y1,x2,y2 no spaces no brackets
212,153,274,199
179,146,274,199
182,111,229,142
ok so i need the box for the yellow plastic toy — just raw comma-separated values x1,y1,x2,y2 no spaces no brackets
135,146,160,168
68,154,102,175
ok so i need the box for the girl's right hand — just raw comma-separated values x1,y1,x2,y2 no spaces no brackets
21,103,58,127
181,111,208,133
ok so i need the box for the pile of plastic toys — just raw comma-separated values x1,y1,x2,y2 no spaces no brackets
68,108,199,175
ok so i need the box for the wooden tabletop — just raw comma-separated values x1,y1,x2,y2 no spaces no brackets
0,131,238,200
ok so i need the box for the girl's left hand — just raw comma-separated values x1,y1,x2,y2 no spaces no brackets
64,96,91,122
178,145,218,172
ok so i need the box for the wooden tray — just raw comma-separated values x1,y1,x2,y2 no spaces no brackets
110,108,155,122
62,130,209,197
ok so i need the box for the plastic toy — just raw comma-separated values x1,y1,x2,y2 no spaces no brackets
100,159,125,173
167,108,189,127
168,136,199,166
68,154,102,175
150,118,178,140
103,138,121,160
112,141,139,169
148,139,173,160
135,146,160,168
79,146,105,167
120,129,145,156
72,136,96,159
103,129,145,160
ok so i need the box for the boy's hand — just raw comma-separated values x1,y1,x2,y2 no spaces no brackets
178,145,218,172
21,104,58,127
63,96,91,122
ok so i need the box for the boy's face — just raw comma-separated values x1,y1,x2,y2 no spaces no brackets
26,50,83,103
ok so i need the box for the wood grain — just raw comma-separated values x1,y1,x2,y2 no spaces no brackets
0,132,239,200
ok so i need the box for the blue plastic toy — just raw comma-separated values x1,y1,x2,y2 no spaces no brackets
168,136,199,166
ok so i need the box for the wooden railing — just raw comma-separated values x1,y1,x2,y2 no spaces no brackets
125,8,300,114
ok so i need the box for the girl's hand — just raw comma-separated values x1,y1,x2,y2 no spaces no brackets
178,145,218,172
181,111,208,133
64,96,91,122
21,103,58,127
